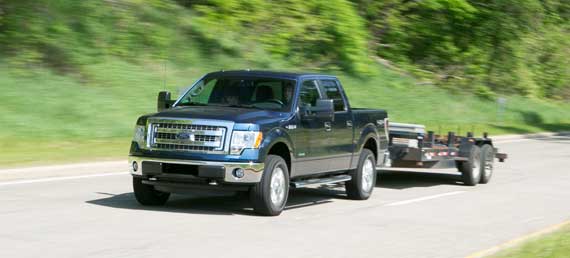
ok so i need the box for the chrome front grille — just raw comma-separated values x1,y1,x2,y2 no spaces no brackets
147,119,228,153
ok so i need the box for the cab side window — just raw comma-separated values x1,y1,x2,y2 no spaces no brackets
319,79,346,112
299,80,320,107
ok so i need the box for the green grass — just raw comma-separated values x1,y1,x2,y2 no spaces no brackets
1,1,569,168
1,57,570,168
490,224,570,258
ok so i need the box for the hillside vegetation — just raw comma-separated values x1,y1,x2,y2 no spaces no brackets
0,0,569,166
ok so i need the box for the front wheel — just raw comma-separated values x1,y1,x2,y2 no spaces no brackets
133,177,170,206
346,149,377,200
250,155,289,216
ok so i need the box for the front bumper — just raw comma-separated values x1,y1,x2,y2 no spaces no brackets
129,156,264,184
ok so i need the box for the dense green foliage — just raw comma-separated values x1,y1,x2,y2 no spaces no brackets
1,0,568,99
0,0,569,166
355,0,570,99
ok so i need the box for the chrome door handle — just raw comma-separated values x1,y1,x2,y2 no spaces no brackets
346,120,353,128
324,122,332,132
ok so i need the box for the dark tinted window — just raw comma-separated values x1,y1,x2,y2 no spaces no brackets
319,80,346,112
299,80,320,107
176,77,295,111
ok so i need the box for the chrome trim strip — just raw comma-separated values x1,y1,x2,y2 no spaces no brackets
155,128,224,136
128,156,264,183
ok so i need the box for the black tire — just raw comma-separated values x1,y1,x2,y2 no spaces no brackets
133,177,170,206
479,144,495,184
457,145,482,186
346,149,377,200
250,155,289,216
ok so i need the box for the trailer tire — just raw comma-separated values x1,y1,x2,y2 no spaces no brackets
479,144,494,184
133,177,170,206
346,149,377,200
457,145,481,186
250,155,289,216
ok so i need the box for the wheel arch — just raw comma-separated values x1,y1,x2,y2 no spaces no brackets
261,128,294,175
354,123,381,166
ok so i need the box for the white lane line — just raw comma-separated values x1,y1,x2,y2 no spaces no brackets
385,191,466,206
494,139,537,144
0,172,129,187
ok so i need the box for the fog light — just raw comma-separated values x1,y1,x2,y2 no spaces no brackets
132,161,138,172
233,168,245,179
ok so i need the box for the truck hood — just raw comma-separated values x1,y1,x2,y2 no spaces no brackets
148,106,289,125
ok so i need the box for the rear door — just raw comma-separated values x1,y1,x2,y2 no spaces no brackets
318,79,354,171
292,79,332,176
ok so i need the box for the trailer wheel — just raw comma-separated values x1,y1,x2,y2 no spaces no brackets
457,145,481,186
479,144,494,184
346,149,377,200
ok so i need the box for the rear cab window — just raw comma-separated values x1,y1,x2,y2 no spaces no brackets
318,79,347,112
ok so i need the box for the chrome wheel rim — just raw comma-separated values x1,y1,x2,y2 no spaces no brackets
472,153,481,180
362,158,375,192
484,157,493,178
270,167,286,206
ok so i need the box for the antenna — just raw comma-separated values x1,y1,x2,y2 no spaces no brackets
163,61,167,91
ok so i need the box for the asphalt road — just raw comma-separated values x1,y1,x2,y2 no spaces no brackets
1,135,569,258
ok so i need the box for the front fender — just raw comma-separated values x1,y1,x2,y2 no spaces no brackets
259,127,294,162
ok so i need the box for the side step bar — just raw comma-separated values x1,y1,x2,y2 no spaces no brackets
291,175,352,189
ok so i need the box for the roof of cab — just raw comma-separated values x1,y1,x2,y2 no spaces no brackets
205,70,336,80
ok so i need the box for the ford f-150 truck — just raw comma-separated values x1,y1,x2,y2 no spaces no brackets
129,70,388,215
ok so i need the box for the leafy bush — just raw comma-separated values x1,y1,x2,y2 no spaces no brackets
0,0,568,100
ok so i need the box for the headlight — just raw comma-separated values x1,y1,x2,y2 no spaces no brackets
133,125,146,147
230,131,263,155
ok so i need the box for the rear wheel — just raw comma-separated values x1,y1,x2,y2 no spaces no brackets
479,144,495,184
133,177,170,206
346,149,377,200
457,145,481,186
250,155,289,216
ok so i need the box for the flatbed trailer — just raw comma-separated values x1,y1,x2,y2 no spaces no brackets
383,122,507,186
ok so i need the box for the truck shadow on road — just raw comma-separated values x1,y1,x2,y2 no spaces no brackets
86,171,463,215
86,187,345,216
377,171,464,190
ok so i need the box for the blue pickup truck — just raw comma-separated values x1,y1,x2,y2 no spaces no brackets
129,70,388,215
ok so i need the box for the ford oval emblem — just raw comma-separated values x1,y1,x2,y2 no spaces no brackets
176,132,194,141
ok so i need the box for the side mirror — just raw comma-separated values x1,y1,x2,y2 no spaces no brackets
301,99,334,120
157,91,174,112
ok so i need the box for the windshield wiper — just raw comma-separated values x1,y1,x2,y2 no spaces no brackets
226,104,262,109
176,102,208,106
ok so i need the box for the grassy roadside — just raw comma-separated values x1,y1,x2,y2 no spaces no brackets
489,224,570,258
2,59,570,168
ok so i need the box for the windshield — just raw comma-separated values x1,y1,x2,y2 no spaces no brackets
175,76,296,111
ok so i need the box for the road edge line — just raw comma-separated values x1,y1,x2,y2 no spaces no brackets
0,172,130,187
465,219,570,258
